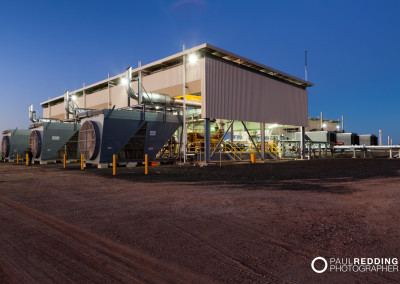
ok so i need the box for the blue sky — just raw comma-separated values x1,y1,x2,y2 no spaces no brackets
1,0,399,143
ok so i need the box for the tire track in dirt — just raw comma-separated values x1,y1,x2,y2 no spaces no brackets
162,219,284,283
0,196,210,283
213,216,398,283
0,223,99,283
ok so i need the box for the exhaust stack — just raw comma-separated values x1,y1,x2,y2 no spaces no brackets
29,104,38,123
64,90,74,119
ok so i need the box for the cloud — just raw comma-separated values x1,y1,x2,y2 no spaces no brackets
172,0,208,9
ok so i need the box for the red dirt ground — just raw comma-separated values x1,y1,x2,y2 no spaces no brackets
0,159,400,283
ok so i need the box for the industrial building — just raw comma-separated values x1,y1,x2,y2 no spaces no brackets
39,43,313,164
1,43,387,164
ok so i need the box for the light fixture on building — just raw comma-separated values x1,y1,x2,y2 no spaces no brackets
120,78,128,85
322,123,327,128
71,95,77,101
188,53,198,64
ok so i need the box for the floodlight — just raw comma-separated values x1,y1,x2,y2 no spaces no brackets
120,78,128,85
188,54,198,64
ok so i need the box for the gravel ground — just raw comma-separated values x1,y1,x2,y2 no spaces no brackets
0,159,399,283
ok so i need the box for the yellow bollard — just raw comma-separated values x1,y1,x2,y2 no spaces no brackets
81,154,84,170
17,154,19,164
145,154,148,175
26,154,29,166
113,154,116,176
63,154,66,169
250,153,256,163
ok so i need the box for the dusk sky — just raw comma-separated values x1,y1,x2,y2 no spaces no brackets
1,0,399,143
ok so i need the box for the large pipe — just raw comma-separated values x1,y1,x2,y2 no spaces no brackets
64,90,74,119
124,67,201,108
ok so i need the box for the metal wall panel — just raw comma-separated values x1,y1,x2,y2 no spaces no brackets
44,60,204,119
43,106,50,118
110,85,127,108
142,58,203,91
86,88,109,107
204,56,308,126
50,103,65,119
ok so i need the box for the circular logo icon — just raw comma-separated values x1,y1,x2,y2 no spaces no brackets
311,257,328,273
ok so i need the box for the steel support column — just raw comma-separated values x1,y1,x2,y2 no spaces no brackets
300,126,305,160
83,82,86,108
205,118,210,163
230,122,234,144
261,123,265,160
182,45,187,164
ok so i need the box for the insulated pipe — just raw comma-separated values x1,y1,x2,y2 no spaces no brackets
29,104,37,122
124,67,201,107
64,91,73,119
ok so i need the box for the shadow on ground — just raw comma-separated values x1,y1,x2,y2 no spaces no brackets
66,159,400,194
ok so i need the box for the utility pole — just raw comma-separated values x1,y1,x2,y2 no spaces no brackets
182,45,187,164
379,130,382,146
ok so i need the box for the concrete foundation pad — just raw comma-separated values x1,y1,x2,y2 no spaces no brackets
126,163,138,168
40,160,58,164
177,162,193,167
198,162,217,167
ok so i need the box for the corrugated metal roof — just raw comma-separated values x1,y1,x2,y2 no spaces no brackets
40,43,313,106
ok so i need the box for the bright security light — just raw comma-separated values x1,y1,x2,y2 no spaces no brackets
188,53,198,64
120,78,128,85
336,125,340,129
268,124,278,129
322,123,327,128
71,95,77,101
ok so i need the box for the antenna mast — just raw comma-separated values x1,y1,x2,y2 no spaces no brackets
305,50,308,81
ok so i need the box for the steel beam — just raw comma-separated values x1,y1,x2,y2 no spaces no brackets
210,120,234,158
242,121,262,160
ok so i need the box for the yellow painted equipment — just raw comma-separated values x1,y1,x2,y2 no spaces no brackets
174,95,201,101
113,155,116,176
63,154,66,169
26,154,29,166
250,154,256,163
81,154,84,170
145,154,148,175
17,154,19,164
